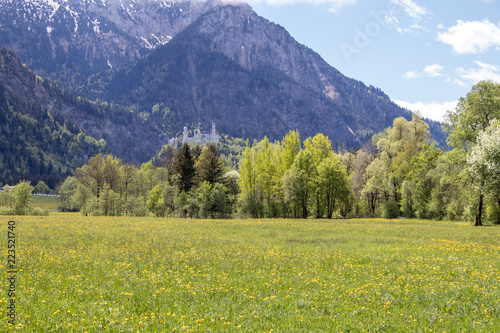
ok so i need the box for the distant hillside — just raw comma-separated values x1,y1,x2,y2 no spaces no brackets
0,47,162,187
0,48,104,187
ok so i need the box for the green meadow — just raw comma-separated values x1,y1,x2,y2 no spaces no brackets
1,215,499,332
30,195,58,212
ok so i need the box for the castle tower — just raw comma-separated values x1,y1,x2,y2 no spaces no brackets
183,126,188,144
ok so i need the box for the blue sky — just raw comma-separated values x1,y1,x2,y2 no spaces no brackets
247,0,500,122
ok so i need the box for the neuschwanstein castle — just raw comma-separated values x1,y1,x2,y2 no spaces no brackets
168,122,219,147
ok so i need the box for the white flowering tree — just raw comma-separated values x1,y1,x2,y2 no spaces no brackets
446,81,500,226
468,120,500,225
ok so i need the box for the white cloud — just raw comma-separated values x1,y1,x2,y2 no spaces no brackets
247,0,356,12
424,64,443,77
445,77,467,87
326,0,356,13
457,61,500,84
402,70,420,79
402,65,443,80
391,0,428,21
396,23,425,34
393,99,458,122
385,13,399,25
437,20,500,54
388,0,429,34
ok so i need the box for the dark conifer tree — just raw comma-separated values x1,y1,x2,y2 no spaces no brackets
195,145,225,185
172,143,196,192
192,145,203,160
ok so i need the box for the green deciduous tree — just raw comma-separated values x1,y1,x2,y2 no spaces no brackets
281,130,301,171
401,144,442,218
34,180,51,194
74,153,107,199
238,140,261,217
362,158,389,216
468,120,500,224
374,114,431,208
0,185,15,208
304,133,332,165
254,136,280,216
317,155,350,218
57,176,80,212
304,133,333,217
445,81,500,225
74,153,125,216
14,180,33,215
121,163,138,216
446,81,500,150
282,151,317,218
147,185,165,217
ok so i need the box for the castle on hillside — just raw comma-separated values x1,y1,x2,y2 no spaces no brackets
168,121,220,147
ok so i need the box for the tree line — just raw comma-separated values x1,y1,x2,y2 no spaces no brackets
0,181,49,216
58,144,239,218
6,81,499,225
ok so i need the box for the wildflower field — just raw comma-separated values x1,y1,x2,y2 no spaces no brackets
1,214,499,332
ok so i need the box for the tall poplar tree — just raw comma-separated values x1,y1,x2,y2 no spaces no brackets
239,140,259,217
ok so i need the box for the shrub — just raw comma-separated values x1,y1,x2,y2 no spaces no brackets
30,207,49,216
382,200,400,219
0,207,14,215
81,196,103,216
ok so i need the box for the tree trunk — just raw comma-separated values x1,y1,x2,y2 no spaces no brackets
475,192,483,226
332,198,336,218
315,186,321,218
369,194,376,214
302,193,308,219
326,193,332,219
497,196,500,224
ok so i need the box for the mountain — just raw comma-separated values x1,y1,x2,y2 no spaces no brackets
0,0,220,89
0,46,163,186
78,3,446,146
78,21,367,145
0,0,447,171
0,47,102,187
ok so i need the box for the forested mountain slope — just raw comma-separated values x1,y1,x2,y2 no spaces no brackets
0,47,161,186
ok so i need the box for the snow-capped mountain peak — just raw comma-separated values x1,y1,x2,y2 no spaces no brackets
0,0,222,78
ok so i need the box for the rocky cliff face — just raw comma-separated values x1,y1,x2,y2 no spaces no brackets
0,0,220,86
193,4,343,100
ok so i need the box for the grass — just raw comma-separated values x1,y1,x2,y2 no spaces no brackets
1,214,499,332
30,195,58,212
